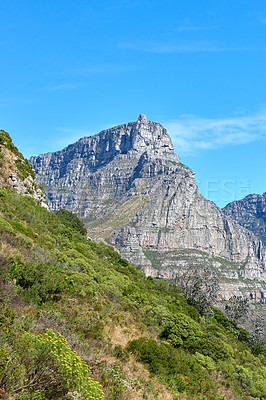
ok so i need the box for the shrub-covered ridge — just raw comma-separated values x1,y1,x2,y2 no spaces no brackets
0,188,265,400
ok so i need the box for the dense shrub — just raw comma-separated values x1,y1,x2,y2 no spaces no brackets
55,208,87,236
194,332,233,361
161,312,202,348
128,337,181,375
0,328,105,399
10,263,74,304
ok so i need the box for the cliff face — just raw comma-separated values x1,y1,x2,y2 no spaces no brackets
0,130,48,208
30,115,266,299
223,193,266,246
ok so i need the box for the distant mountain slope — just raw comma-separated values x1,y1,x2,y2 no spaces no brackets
0,129,48,208
30,115,266,298
223,193,266,246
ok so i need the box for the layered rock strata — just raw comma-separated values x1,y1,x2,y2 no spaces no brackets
30,115,266,298
223,193,266,246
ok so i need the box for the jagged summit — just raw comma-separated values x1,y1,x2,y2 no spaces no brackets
78,114,179,161
138,113,147,122
30,116,180,186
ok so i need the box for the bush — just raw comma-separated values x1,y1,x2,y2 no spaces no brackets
128,337,181,376
0,329,105,399
55,209,87,236
194,332,233,361
161,312,202,348
10,263,73,304
0,217,14,233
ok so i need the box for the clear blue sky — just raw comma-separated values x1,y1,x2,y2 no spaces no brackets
1,0,266,207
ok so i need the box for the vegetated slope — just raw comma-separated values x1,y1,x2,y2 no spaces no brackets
223,193,266,246
0,188,266,400
30,115,266,299
0,130,48,208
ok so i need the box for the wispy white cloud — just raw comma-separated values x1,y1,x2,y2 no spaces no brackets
51,127,93,150
107,0,140,10
164,111,266,156
120,41,264,53
43,83,83,91
175,25,218,32
73,64,139,75
45,121,125,152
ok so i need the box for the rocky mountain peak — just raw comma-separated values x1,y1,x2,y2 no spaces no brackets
91,114,177,160
138,113,147,122
30,116,180,179
127,115,177,159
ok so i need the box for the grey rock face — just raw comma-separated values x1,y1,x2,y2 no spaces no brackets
223,193,266,246
9,172,48,209
30,116,266,297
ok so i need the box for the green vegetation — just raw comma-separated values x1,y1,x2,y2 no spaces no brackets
0,188,265,399
0,130,36,180
55,208,87,237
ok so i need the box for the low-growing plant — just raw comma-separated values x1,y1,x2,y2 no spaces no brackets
10,263,75,304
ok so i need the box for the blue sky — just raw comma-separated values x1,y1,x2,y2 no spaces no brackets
1,0,266,207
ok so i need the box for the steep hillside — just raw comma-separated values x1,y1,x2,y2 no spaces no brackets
1,187,266,400
223,193,266,246
30,115,266,299
0,129,48,208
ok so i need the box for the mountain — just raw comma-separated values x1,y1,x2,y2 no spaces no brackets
1,131,266,399
30,115,266,299
0,129,48,208
223,193,266,246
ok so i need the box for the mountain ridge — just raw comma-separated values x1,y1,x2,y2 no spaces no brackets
223,193,266,246
30,115,266,299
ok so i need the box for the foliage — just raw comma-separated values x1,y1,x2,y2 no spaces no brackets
0,188,266,400
55,209,87,237
128,337,181,375
127,338,217,396
28,329,105,399
0,327,104,399
161,312,202,348
10,262,74,304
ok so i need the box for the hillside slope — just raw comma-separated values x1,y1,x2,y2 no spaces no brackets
1,188,266,400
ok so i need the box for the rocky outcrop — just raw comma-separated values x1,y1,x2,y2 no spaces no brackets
30,116,266,297
0,130,48,208
223,193,266,246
